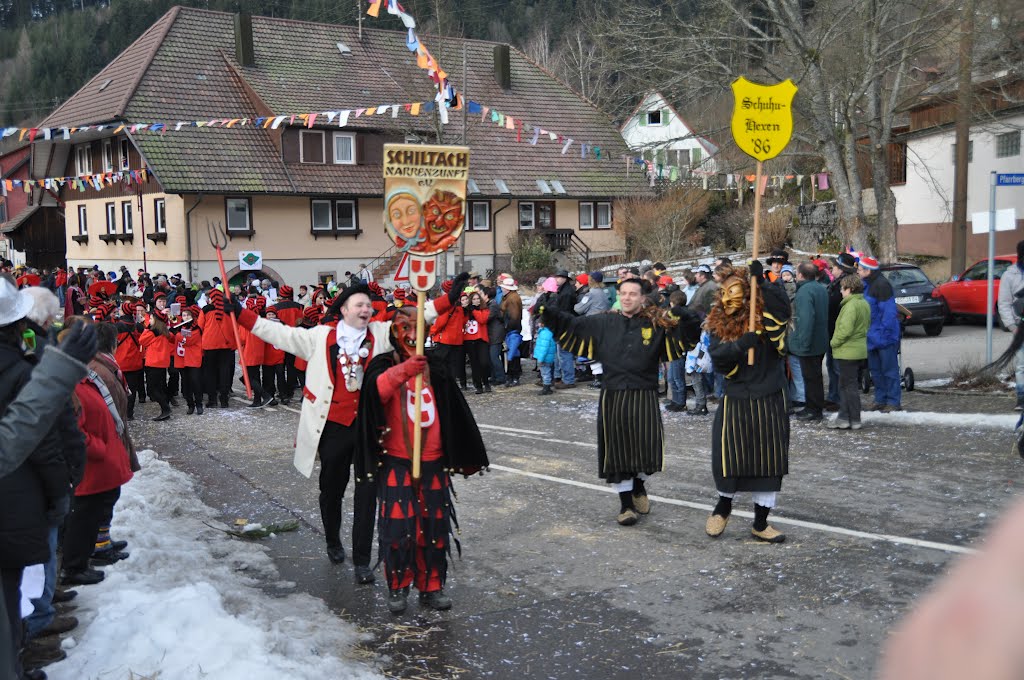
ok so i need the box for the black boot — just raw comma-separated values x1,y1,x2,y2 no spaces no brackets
539,385,553,395
751,504,785,543
186,403,196,415
388,586,410,614
196,403,204,415
153,406,171,422
617,491,639,525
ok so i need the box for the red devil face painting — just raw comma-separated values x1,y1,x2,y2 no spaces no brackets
421,190,463,251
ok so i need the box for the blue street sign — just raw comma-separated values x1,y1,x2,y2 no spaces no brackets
996,173,1024,186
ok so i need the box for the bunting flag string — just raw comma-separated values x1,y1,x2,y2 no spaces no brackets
364,0,458,116
0,168,149,197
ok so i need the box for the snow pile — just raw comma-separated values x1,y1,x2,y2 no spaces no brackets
49,450,382,680
861,410,1018,430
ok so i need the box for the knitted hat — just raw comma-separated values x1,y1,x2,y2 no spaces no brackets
441,280,454,293
780,264,795,275
278,285,294,299
368,282,385,297
303,306,322,325
393,288,407,301
542,277,558,293
89,295,105,309
589,271,604,284
812,258,829,273
657,275,674,289
695,264,712,274
120,301,137,317
254,296,267,312
265,305,278,317
575,273,589,286
859,255,880,270
152,308,169,323
187,305,201,318
175,295,187,305
832,252,858,273
245,297,259,311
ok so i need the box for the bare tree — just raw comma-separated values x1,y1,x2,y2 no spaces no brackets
616,186,709,262
597,0,958,259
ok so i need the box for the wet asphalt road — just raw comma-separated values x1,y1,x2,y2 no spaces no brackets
131,374,1023,680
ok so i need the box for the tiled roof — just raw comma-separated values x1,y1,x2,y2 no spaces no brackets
0,205,39,234
38,8,180,128
41,6,647,198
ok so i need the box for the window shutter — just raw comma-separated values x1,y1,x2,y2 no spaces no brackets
356,135,366,165
662,108,671,123
639,114,647,127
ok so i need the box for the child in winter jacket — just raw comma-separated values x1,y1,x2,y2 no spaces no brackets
684,329,713,415
262,307,286,404
172,306,204,414
533,322,556,395
139,312,175,421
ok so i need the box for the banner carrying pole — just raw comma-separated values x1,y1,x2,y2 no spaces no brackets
412,290,427,481
748,160,764,366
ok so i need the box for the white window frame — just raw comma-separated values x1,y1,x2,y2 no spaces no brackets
154,198,166,233
579,201,595,230
102,140,114,173
121,200,133,234
77,204,87,235
335,199,358,231
311,199,333,231
646,110,663,126
74,144,92,176
595,201,613,230
518,201,535,230
333,132,356,165
951,140,974,164
996,131,1020,159
299,130,326,164
105,202,116,234
118,138,131,171
226,197,252,233
466,201,490,231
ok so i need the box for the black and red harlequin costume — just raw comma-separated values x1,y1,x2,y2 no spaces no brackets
356,334,488,613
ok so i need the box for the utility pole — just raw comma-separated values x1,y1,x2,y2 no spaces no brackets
950,0,974,276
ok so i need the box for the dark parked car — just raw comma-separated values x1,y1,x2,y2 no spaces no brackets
879,263,946,336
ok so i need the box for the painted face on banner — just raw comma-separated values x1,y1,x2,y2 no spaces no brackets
422,190,464,247
388,193,423,239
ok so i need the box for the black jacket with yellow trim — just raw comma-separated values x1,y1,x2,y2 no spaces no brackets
541,306,701,391
708,281,791,399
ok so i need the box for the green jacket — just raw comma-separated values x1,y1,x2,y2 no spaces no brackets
830,294,870,360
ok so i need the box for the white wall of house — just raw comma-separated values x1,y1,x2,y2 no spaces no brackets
620,92,717,173
895,113,1024,225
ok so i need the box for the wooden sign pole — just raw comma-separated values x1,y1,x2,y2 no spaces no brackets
411,289,427,481
748,160,764,365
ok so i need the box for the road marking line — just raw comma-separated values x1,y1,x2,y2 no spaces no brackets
226,395,978,554
478,423,550,436
487,463,977,556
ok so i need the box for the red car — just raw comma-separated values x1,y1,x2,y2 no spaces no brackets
932,255,1018,320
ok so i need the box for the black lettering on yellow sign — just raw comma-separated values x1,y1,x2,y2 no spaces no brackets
731,77,798,162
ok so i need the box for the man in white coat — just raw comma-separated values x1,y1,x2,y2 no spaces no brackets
228,277,465,585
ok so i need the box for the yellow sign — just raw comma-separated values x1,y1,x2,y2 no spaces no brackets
730,77,798,162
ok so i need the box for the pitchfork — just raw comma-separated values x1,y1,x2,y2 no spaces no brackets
208,220,253,399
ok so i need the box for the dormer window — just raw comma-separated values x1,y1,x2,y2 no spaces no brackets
334,133,356,164
646,110,662,126
74,144,92,176
300,130,325,164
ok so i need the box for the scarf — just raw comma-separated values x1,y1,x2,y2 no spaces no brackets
87,370,125,436
337,321,368,357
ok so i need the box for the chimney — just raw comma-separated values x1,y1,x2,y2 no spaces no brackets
493,44,511,90
234,12,255,67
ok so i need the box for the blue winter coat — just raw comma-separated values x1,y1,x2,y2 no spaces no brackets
532,326,556,363
863,271,901,350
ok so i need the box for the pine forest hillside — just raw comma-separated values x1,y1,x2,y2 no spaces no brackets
0,0,646,127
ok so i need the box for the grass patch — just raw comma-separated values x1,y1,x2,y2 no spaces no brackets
948,357,1009,391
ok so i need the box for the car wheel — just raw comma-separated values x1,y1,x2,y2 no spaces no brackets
904,367,915,392
923,322,943,337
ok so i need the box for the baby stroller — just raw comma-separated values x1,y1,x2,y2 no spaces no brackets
860,304,915,393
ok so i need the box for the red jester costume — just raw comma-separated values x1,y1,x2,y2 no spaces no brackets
357,307,488,614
